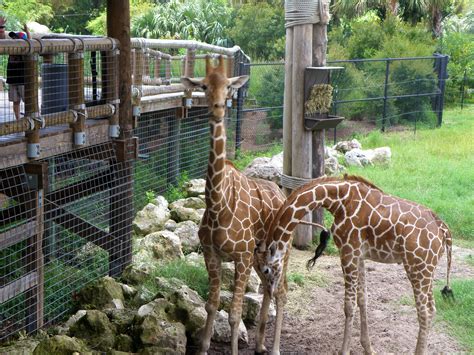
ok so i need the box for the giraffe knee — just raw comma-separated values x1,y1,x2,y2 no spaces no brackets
205,301,218,314
344,300,355,317
228,312,240,328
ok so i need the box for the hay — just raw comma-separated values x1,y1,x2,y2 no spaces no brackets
305,84,333,115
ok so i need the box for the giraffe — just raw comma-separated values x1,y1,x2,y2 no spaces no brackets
255,174,453,354
180,56,289,354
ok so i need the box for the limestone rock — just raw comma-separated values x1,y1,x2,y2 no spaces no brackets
169,199,205,224
366,146,391,165
174,220,200,254
120,283,137,299
151,195,169,209
121,264,152,285
64,310,87,329
132,285,156,307
136,298,175,321
105,308,136,334
75,276,124,310
69,310,117,351
133,202,170,236
163,219,178,232
344,148,371,167
219,291,276,326
114,334,134,352
154,277,186,299
243,152,283,185
170,197,206,210
139,231,184,262
334,139,362,153
325,156,345,176
33,335,89,355
168,285,206,319
0,339,40,355
185,252,204,266
136,314,186,353
185,179,206,197
212,310,248,344
221,262,261,293
139,346,181,355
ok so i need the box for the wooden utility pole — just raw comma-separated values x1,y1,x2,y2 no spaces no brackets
283,0,330,247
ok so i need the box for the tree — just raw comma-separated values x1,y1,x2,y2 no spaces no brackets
333,0,401,18
1,0,53,26
227,1,285,60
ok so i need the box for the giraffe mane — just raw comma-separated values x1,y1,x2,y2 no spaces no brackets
343,174,384,192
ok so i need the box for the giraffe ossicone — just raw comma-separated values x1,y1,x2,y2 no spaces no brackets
257,174,453,354
180,55,289,355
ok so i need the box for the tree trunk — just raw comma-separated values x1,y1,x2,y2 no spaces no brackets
388,0,399,16
432,6,443,38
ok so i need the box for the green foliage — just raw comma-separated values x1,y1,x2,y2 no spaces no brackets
227,1,285,60
131,0,233,45
287,272,305,287
164,171,190,203
145,190,156,204
251,65,285,129
2,0,53,25
231,143,282,171
345,107,474,244
47,0,106,34
434,279,474,351
147,258,209,299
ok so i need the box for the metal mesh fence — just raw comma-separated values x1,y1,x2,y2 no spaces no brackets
0,142,133,341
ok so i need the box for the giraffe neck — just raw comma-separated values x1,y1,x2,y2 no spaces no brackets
270,181,350,246
205,119,227,209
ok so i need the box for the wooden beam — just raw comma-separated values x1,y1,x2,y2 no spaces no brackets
0,272,38,304
0,221,37,250
107,0,132,137
46,169,114,207
45,203,112,250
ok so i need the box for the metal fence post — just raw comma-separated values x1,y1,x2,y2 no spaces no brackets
437,55,449,127
461,69,467,110
382,60,391,132
234,61,246,157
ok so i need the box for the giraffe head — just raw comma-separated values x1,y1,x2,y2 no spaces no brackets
255,239,285,298
181,55,249,120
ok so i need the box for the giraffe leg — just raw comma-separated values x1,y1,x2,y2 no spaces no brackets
271,281,288,355
341,258,359,355
229,255,252,355
255,288,271,353
405,264,436,355
357,259,374,355
199,250,222,355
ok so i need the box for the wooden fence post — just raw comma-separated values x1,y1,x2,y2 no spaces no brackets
24,54,41,159
24,162,48,334
68,52,86,146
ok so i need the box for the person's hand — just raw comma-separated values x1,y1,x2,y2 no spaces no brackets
23,24,28,32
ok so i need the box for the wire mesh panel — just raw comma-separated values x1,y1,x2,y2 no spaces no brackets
134,107,209,210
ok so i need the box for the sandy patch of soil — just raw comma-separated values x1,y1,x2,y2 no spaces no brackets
208,246,473,354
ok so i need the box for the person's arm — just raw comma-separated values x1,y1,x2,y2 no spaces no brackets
0,16,6,40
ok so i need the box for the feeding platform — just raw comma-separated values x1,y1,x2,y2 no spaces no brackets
304,66,344,131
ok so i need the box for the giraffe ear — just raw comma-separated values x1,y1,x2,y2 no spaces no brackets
228,75,249,89
181,77,203,90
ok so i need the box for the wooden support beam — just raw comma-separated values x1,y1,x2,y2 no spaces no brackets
0,221,37,250
283,26,294,196
68,52,86,146
0,272,38,304
24,54,40,159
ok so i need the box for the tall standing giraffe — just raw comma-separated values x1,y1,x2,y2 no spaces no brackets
256,175,453,354
181,56,288,354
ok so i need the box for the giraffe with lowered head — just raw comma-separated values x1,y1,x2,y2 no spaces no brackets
256,174,453,354
181,56,289,354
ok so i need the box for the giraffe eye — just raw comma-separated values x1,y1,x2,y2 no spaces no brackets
264,269,269,274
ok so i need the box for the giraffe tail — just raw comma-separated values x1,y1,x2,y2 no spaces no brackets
306,229,331,270
441,228,454,300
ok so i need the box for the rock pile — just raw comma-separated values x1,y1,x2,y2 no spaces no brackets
243,139,391,184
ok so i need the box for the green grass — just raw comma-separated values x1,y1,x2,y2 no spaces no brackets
287,272,305,286
465,254,474,268
233,143,283,171
434,279,474,351
345,107,474,247
147,259,209,300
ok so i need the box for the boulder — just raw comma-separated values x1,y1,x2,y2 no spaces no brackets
139,346,181,355
212,310,248,344
75,241,107,266
136,298,175,321
219,291,276,326
69,310,117,351
151,195,169,209
334,139,362,153
33,335,89,355
120,283,137,299
164,219,178,232
154,277,186,299
344,148,371,167
167,286,206,324
221,262,260,293
325,146,342,160
325,156,345,176
174,221,200,254
132,285,156,307
136,314,186,353
170,197,206,210
243,152,283,185
64,310,87,329
0,339,40,355
185,252,204,266
121,264,152,285
169,199,205,224
133,203,170,236
114,334,134,352
75,276,124,310
366,146,391,165
185,179,206,197
138,231,184,263
105,308,136,334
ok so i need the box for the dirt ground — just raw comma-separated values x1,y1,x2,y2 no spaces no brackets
208,246,473,354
